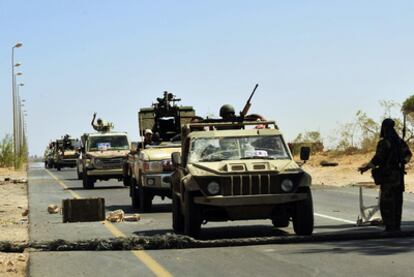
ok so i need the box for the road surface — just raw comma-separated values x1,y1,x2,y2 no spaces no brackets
28,163,414,276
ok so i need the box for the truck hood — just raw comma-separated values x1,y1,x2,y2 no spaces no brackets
140,147,181,161
188,159,301,176
87,150,129,158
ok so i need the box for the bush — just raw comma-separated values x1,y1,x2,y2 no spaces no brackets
0,135,14,167
291,131,324,155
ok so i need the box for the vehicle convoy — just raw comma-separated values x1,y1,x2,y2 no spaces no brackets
52,135,80,171
126,91,196,212
44,141,55,169
170,118,314,237
77,118,130,189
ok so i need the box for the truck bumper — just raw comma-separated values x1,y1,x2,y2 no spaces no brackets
194,193,308,207
142,173,172,189
57,159,77,167
87,168,123,177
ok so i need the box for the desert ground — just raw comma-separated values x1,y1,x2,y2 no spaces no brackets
0,167,28,276
303,151,414,193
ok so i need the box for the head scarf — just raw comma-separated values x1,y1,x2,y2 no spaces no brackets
380,118,399,144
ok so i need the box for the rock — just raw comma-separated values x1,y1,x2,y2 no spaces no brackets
7,260,14,267
17,255,26,262
47,204,60,214
124,214,141,222
22,209,29,216
106,210,125,222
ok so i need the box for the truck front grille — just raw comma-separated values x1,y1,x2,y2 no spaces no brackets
197,173,303,196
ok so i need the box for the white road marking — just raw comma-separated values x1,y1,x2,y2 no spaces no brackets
314,212,355,224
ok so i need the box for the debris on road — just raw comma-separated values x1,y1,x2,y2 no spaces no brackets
106,210,125,222
47,204,60,214
124,214,141,222
62,198,105,223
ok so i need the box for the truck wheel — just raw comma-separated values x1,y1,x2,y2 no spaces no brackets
82,170,95,189
56,164,61,171
130,179,140,210
77,167,83,180
139,186,153,212
184,190,201,238
271,216,290,228
292,187,314,236
172,192,184,233
123,173,130,187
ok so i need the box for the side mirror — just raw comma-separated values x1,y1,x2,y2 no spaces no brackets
171,152,181,167
300,146,311,162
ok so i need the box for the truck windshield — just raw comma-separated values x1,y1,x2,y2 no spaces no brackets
188,135,290,163
88,136,129,151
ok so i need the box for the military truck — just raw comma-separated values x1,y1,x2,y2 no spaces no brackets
127,92,196,212
53,136,80,171
77,131,130,189
170,118,313,238
44,142,55,169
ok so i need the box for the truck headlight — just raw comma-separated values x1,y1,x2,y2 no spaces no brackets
281,179,294,192
143,161,163,173
94,158,103,168
207,181,220,195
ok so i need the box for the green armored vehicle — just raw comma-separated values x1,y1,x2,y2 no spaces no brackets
170,118,313,238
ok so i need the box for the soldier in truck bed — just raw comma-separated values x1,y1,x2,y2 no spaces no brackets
359,118,412,232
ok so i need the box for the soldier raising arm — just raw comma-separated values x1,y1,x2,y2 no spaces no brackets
91,112,105,132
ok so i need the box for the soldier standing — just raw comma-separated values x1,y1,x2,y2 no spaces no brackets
359,118,412,232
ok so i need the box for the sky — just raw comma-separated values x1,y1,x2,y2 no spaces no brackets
1,0,414,156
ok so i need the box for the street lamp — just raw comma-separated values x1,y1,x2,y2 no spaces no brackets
16,83,24,154
12,42,23,168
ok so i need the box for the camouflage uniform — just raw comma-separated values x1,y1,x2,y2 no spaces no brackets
360,118,412,231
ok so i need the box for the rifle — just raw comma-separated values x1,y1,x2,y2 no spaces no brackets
240,84,259,118
401,113,408,187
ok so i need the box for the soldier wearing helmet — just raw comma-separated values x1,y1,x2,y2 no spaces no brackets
219,104,236,120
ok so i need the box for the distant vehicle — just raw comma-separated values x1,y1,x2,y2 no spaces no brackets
43,142,55,169
77,131,130,189
170,118,314,238
53,136,80,171
126,91,196,212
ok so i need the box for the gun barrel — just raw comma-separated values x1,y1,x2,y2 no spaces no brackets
240,83,259,117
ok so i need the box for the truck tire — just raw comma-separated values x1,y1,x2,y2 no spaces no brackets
82,170,95,189
184,190,202,238
172,192,184,233
271,216,290,228
139,186,152,212
56,164,61,171
130,179,140,210
123,172,130,187
77,166,83,180
292,187,314,236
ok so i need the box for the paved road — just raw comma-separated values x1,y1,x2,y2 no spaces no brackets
28,163,414,276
